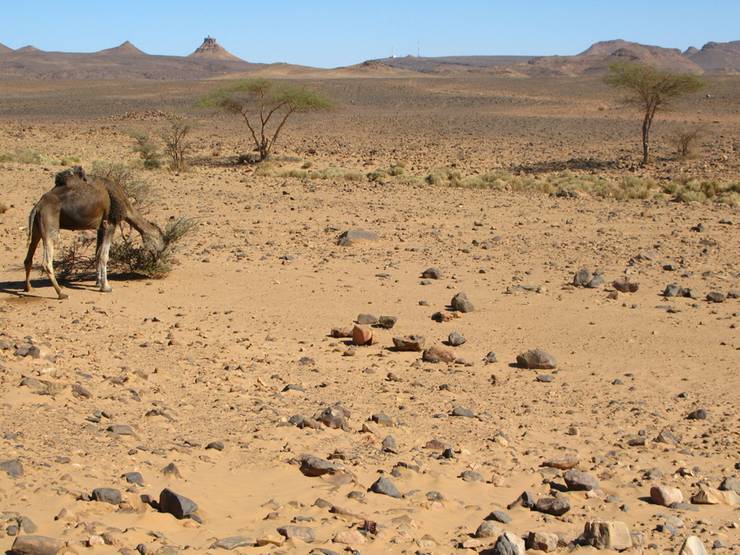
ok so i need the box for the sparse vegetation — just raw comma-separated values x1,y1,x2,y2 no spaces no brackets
90,161,153,211
129,130,162,169
605,62,704,164
198,78,332,162
670,126,703,160
160,117,192,171
57,217,197,280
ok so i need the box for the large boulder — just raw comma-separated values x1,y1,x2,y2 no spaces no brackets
582,520,632,551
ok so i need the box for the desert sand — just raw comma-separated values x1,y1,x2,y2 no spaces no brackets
0,71,738,555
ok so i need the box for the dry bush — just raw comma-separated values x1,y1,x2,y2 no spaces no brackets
129,131,162,169
90,161,154,211
670,126,703,159
57,218,197,280
160,117,193,171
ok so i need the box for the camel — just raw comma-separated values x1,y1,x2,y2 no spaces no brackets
24,167,164,299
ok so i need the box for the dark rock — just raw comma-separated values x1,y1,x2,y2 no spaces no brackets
315,405,350,430
447,331,466,346
381,435,398,453
9,535,64,555
613,277,639,293
460,470,484,482
516,348,556,369
0,458,23,478
483,351,497,364
210,536,256,550
123,472,144,485
507,490,536,509
371,413,393,426
206,440,225,451
377,315,397,329
490,531,526,555
422,345,455,363
485,510,512,524
299,455,337,477
706,291,725,303
421,267,442,279
687,408,708,420
91,487,122,505
573,268,592,287
719,477,739,493
450,292,474,312
533,496,570,516
564,469,599,491
450,406,475,417
158,488,198,519
369,476,401,498
536,374,554,383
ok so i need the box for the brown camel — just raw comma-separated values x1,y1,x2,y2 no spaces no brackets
24,167,164,299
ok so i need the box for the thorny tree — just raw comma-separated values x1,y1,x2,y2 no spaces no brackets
605,62,704,165
199,79,331,161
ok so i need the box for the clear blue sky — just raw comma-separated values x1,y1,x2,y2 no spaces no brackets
2,1,738,67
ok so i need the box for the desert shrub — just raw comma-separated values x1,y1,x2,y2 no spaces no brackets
425,168,463,186
663,177,739,205
280,169,309,178
367,168,387,182
57,217,197,280
60,155,81,166
90,161,153,211
160,117,192,171
669,126,703,160
388,163,405,176
130,131,162,169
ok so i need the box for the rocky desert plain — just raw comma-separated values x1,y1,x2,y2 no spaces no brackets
0,37,738,555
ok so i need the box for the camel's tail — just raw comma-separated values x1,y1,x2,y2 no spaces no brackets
27,203,39,246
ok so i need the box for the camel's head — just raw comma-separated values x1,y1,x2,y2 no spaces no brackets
143,222,166,254
54,166,87,187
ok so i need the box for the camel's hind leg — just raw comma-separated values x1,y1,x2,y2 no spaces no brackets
96,221,114,293
41,236,67,300
23,227,41,292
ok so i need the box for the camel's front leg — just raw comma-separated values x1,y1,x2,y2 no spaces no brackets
97,222,114,293
41,237,67,300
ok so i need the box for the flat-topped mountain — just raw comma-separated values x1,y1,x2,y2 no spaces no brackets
189,36,243,61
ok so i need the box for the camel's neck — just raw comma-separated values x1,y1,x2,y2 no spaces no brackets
126,210,158,240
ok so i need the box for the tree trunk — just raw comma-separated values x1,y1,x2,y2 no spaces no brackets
641,112,650,165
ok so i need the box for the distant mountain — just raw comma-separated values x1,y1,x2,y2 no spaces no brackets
0,43,12,54
366,55,535,74
189,36,243,62
0,36,259,80
95,40,146,56
688,40,740,72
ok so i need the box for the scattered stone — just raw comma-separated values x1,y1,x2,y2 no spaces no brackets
9,535,64,555
650,485,683,506
336,229,378,246
719,476,740,493
536,374,554,382
333,529,365,546
381,435,398,453
491,531,526,555
206,440,225,451
450,292,474,312
516,348,556,369
573,268,592,287
0,459,23,478
371,412,393,426
315,405,350,430
377,315,397,329
483,351,498,364
392,335,425,351
460,470,484,482
706,291,725,303
450,406,475,417
564,469,599,491
485,510,512,524
507,490,536,509
542,454,579,470
691,485,739,506
107,424,135,436
352,325,373,346
123,472,144,485
356,313,378,325
687,408,708,420
474,521,500,539
526,531,558,552
330,327,353,338
533,496,570,516
299,455,337,477
277,525,315,543
210,536,256,550
421,267,442,279
369,476,401,498
422,345,455,363
678,536,708,555
583,520,632,551
158,488,198,519
654,428,680,445
91,487,122,505
613,277,639,293
447,331,466,346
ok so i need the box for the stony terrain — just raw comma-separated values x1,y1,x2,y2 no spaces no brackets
0,74,738,555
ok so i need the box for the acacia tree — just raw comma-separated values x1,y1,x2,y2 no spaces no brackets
605,62,704,165
199,79,331,162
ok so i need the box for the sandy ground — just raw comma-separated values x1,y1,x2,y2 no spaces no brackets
0,76,738,554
